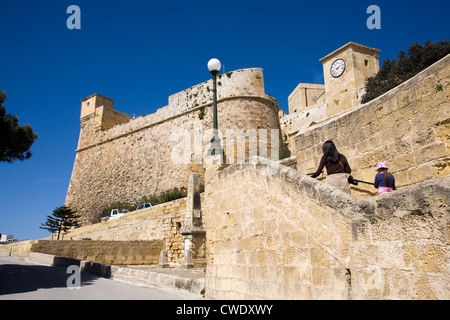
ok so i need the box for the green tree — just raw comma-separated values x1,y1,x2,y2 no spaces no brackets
40,206,80,240
361,40,450,103
0,90,38,163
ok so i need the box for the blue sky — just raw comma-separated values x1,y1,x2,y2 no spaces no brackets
1,0,449,240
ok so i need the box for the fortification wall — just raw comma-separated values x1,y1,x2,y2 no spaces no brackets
1,239,163,266
29,240,163,265
61,197,191,264
295,54,450,198
203,157,449,300
66,68,280,224
1,196,197,265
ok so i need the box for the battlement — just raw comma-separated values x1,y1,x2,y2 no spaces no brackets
165,67,266,118
67,67,280,223
76,68,272,152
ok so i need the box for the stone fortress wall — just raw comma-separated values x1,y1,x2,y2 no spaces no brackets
66,68,281,224
11,44,446,300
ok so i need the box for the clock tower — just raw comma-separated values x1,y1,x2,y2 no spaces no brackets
320,42,380,118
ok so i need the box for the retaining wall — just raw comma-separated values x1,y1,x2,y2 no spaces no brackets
203,157,449,299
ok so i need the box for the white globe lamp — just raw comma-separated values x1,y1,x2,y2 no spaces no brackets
207,58,221,74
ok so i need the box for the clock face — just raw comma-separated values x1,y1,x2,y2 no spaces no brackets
330,58,346,78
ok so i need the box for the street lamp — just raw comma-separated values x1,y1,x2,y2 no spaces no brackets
206,58,223,158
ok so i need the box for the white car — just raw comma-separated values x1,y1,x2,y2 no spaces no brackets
101,208,130,222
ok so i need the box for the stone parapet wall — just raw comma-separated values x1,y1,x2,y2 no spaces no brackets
62,198,192,264
75,68,269,152
203,157,449,300
29,240,163,265
295,54,450,198
1,197,199,266
0,240,38,259
167,68,266,118
350,180,449,299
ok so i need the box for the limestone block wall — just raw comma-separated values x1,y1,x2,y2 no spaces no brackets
1,197,199,265
203,157,449,300
350,181,449,299
279,103,327,151
95,105,131,131
167,68,266,115
0,240,38,259
66,68,280,224
288,83,325,114
29,240,163,265
62,198,191,264
295,54,450,198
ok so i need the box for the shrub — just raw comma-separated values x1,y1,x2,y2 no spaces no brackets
361,40,450,104
138,187,188,205
279,144,291,160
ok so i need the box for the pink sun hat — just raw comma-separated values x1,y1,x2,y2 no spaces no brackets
375,161,389,171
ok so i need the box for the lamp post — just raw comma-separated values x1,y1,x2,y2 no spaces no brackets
206,58,223,158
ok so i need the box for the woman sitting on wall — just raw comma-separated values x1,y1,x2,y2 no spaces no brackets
310,140,352,194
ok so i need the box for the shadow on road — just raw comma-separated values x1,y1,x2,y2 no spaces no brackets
0,260,101,296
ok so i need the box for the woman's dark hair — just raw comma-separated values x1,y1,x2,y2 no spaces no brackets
380,168,391,187
322,140,340,163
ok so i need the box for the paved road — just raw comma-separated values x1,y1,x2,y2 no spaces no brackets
0,256,202,300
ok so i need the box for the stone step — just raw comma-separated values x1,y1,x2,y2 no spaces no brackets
27,252,205,297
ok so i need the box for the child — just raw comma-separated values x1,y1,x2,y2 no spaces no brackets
374,162,396,195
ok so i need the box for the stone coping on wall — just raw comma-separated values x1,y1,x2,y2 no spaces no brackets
214,156,450,222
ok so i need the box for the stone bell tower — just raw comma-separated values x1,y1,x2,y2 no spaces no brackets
320,42,380,118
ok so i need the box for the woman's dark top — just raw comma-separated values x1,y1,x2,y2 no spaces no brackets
311,154,351,178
